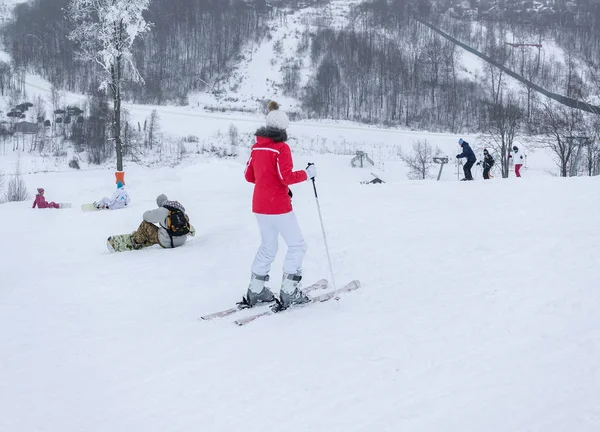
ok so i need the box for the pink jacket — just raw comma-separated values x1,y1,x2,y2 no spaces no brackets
33,195,59,209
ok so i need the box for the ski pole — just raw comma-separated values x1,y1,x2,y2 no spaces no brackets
308,163,338,296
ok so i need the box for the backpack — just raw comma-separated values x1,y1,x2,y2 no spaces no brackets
164,205,190,245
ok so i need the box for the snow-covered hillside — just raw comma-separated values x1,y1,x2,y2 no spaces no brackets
0,0,575,179
1,2,599,429
1,155,599,431
189,0,363,114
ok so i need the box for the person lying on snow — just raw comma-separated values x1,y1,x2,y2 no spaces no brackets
94,181,130,209
32,188,60,209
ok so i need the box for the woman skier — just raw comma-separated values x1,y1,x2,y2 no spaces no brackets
239,101,317,312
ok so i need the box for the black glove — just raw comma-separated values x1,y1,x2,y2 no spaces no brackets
288,188,293,198
456,154,461,158
476,161,481,166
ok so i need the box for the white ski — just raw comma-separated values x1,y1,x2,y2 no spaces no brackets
199,279,328,321
234,280,361,326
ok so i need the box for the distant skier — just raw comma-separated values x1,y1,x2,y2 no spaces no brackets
32,188,60,209
509,145,525,177
130,194,191,249
476,148,495,180
238,100,316,312
94,181,130,209
456,138,476,181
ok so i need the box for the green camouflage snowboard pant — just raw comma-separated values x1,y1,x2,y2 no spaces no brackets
132,221,161,248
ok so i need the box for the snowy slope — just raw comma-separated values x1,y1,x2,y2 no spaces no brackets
190,0,363,114
1,155,599,432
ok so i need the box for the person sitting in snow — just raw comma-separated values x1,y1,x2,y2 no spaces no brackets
32,188,60,209
456,138,476,181
130,194,192,250
94,181,130,210
476,148,495,180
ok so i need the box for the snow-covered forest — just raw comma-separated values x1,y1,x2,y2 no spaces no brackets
1,0,600,177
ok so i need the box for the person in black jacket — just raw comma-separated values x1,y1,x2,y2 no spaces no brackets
476,148,495,180
456,138,476,181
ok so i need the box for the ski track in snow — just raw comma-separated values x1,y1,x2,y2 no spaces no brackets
1,156,600,431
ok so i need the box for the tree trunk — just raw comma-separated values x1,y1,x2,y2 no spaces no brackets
112,23,124,172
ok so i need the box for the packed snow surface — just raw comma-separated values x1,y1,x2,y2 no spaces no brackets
1,154,599,431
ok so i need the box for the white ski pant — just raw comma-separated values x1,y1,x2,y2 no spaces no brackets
251,211,307,279
97,197,127,210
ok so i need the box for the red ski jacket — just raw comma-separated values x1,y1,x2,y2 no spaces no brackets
245,130,307,215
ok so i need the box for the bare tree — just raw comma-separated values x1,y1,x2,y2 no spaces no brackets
584,139,600,176
399,139,439,180
481,92,523,178
228,124,239,157
580,116,600,176
66,0,152,173
4,158,29,202
50,85,65,131
423,32,443,107
282,59,302,96
0,61,11,96
84,90,111,165
147,109,160,150
536,101,584,177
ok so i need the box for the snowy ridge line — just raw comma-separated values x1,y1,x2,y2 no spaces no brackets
234,279,361,326
199,279,328,321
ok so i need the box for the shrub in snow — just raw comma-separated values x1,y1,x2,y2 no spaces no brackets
399,139,442,180
69,157,81,170
4,162,29,202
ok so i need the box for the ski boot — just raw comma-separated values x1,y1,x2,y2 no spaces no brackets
237,273,275,309
271,273,310,312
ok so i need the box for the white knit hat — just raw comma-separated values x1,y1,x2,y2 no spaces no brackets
266,109,290,130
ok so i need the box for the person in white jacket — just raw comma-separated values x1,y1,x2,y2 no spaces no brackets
509,145,525,177
94,181,131,209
